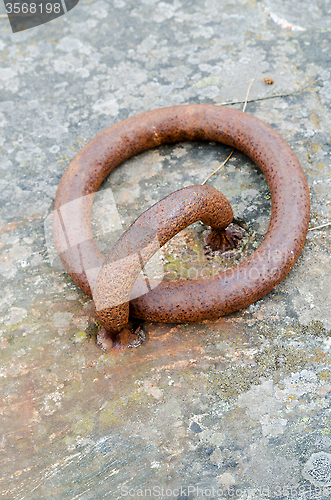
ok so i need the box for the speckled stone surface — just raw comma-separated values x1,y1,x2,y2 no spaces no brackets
0,0,331,499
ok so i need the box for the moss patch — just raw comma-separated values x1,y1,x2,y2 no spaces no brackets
209,345,309,401
317,369,331,383
255,345,309,380
301,320,330,337
208,365,260,400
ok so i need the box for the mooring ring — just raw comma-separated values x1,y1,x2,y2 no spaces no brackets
53,104,310,332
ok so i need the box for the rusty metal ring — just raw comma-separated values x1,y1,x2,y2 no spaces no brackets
53,104,310,335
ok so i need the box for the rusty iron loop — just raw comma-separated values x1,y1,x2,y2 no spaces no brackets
53,104,310,335
93,184,234,333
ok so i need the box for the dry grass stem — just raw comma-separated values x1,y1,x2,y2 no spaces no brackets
201,151,234,185
201,76,265,184
217,80,316,107
308,222,331,231
202,77,316,185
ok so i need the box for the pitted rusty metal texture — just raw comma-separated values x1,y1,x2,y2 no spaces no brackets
93,185,233,333
53,104,310,334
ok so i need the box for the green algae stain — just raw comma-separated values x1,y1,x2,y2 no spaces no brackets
98,391,151,429
72,415,94,436
64,404,96,437
71,331,88,344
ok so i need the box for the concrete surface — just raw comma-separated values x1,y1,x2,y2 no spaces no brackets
0,0,331,499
